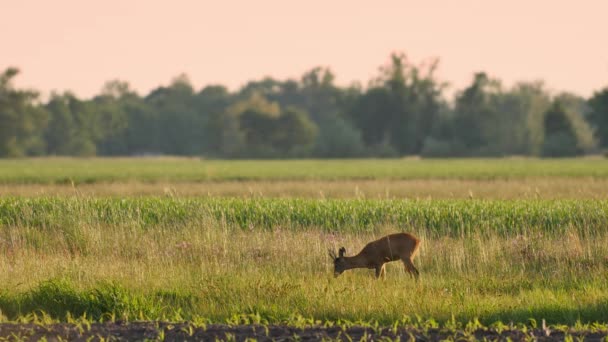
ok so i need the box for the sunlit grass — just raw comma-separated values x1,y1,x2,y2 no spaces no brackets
0,198,607,324
1,158,608,331
1,197,608,236
4,178,608,199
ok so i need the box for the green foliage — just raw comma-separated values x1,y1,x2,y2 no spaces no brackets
220,94,318,157
274,106,318,155
45,93,98,156
0,54,605,158
554,93,596,152
232,93,280,156
0,68,48,157
588,87,608,148
313,114,366,157
144,74,207,155
349,53,445,155
424,78,556,157
420,136,463,157
509,82,552,155
2,197,608,237
93,80,136,155
0,279,177,320
196,85,232,154
451,73,501,154
541,101,584,157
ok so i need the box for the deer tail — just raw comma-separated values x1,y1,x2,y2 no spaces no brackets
410,237,421,259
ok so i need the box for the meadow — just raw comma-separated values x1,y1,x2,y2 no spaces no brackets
2,157,608,184
0,197,607,327
0,158,607,338
4,157,608,200
6,178,608,199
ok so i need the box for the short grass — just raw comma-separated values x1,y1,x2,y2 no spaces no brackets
5,178,608,199
3,157,608,184
0,197,607,325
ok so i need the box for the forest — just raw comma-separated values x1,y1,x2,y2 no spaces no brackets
2,52,608,158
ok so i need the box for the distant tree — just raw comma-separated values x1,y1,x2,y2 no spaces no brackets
587,88,608,148
295,67,362,158
239,107,279,151
92,80,135,155
451,72,501,155
541,101,583,157
274,106,318,155
3,55,606,159
298,67,340,122
45,93,97,156
144,74,207,155
123,96,158,155
508,81,552,156
0,68,48,157
196,85,232,155
219,93,318,157
237,77,283,103
481,81,555,156
220,93,278,157
420,105,464,157
553,92,595,153
45,94,76,155
313,114,365,158
443,74,557,157
350,87,393,147
349,53,445,155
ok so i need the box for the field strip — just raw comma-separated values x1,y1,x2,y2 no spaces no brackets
3,158,608,184
0,321,606,341
3,178,608,199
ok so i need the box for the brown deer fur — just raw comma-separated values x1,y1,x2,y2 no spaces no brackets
329,233,420,280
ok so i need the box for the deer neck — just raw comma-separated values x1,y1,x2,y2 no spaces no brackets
344,253,368,270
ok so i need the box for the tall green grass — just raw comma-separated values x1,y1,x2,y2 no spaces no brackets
1,197,607,236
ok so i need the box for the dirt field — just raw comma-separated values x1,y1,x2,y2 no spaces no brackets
0,322,606,341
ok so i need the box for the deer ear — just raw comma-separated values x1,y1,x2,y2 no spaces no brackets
339,247,346,257
328,248,336,260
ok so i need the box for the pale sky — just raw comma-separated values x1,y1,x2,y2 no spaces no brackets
2,0,607,99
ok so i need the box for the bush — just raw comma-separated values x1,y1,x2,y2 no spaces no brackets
421,137,459,157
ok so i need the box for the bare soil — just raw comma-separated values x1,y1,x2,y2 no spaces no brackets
0,322,606,341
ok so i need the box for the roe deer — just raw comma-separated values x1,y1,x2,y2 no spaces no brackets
329,233,420,280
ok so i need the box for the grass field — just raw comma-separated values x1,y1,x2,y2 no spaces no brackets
0,158,607,337
4,157,608,200
2,157,608,184
0,197,607,326
2,197,608,235
5,178,608,199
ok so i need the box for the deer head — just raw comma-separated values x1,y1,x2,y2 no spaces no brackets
329,247,348,277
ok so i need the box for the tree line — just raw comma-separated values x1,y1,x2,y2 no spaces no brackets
2,53,608,158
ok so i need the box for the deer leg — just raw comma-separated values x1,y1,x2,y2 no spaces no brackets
402,258,420,281
379,264,386,279
375,264,385,279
